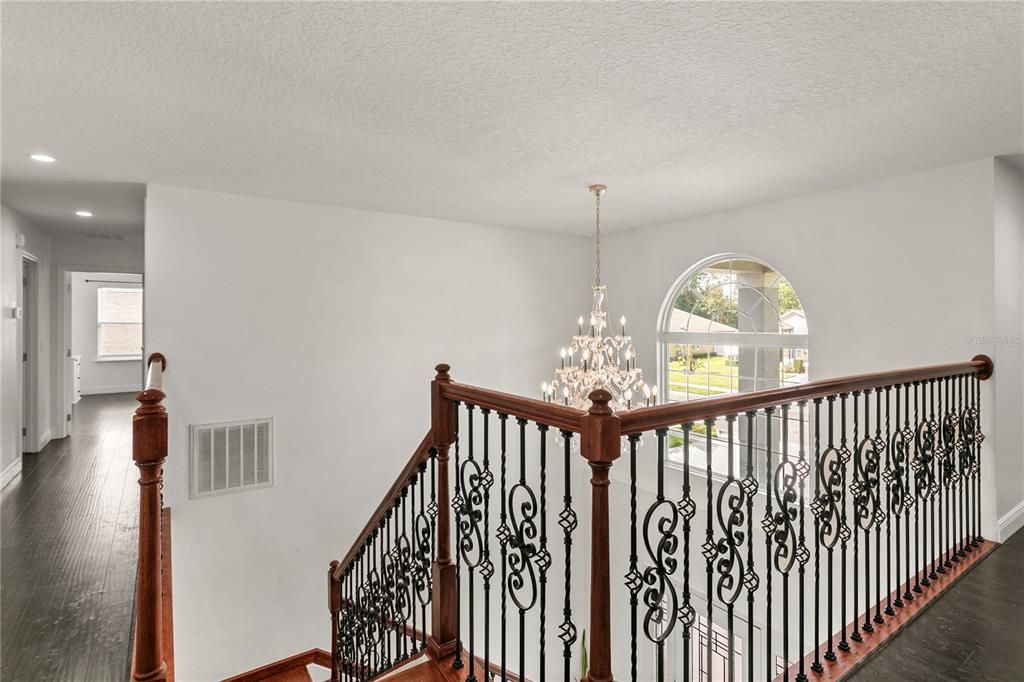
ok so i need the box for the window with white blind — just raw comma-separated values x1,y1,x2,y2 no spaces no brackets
97,287,143,359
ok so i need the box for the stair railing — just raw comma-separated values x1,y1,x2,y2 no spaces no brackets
331,355,994,682
132,352,172,682
616,355,994,682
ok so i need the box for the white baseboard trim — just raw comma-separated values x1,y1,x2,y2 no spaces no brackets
35,428,52,453
998,500,1024,542
82,385,141,396
1,458,22,491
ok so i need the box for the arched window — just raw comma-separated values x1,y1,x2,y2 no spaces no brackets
659,255,808,405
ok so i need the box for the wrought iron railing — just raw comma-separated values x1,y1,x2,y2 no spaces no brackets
618,357,992,682
328,355,993,682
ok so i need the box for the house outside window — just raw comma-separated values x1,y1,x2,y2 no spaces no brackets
658,256,808,482
97,287,143,359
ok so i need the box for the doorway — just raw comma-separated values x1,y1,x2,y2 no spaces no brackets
20,257,38,452
61,271,144,436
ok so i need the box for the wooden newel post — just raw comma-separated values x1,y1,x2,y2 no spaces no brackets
132,353,168,682
428,364,459,660
329,560,342,682
581,389,620,682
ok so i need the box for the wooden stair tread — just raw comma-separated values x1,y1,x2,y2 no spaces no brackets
378,653,495,682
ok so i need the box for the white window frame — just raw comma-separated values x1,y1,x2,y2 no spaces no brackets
655,254,812,495
656,253,808,406
96,286,143,361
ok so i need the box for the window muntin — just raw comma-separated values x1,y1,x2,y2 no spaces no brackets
97,287,143,358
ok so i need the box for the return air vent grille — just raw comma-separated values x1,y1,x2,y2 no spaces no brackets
190,418,273,499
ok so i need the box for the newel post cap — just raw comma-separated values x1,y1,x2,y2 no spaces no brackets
432,364,455,446
587,388,614,415
581,388,620,464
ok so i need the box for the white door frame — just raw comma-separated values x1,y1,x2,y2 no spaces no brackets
54,265,144,439
20,254,40,452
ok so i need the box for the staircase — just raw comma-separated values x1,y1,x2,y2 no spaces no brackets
129,354,1000,681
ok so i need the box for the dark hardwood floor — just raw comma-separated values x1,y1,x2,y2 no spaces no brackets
850,527,1024,681
2,393,139,682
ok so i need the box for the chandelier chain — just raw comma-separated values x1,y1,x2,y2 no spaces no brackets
594,187,601,287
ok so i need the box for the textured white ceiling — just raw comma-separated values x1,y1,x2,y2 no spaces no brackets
2,1,1021,236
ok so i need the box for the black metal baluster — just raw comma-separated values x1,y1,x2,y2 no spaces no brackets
772,404,799,681
460,405,478,682
538,424,550,682
626,434,640,682
715,416,742,682
850,392,862,645
681,424,696,682
743,412,758,681
410,477,418,656
795,401,810,682
453,403,464,670
360,545,368,679
912,381,925,594
765,406,775,681
838,395,851,654
404,486,415,658
646,428,679,682
966,372,976,550
928,380,939,583
498,414,509,682
902,384,913,604
957,375,967,558
482,410,494,678
810,399,824,675
703,418,715,682
873,389,884,626
559,431,578,682
815,396,841,664
885,386,901,614
371,526,382,673
399,490,411,661
417,461,430,651
509,418,538,682
973,373,984,545
380,514,390,671
943,377,954,568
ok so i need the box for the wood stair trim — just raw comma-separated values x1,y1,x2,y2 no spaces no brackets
222,648,332,682
776,539,999,681
365,650,530,682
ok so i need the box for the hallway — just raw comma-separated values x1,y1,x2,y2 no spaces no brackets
2,393,139,681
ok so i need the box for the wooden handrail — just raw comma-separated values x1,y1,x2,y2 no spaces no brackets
132,353,170,682
618,355,994,434
331,431,434,580
439,381,585,433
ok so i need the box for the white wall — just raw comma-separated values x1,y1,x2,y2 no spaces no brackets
1,204,53,482
70,272,143,395
144,184,591,680
993,158,1024,539
601,158,1014,678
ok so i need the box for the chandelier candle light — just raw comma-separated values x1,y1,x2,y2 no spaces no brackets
543,184,654,411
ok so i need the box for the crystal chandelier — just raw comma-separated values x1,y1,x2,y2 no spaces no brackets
543,184,655,411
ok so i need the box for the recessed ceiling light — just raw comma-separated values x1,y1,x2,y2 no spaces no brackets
30,153,56,163
75,210,93,218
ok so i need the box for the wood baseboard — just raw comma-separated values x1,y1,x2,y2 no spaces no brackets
778,539,998,681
